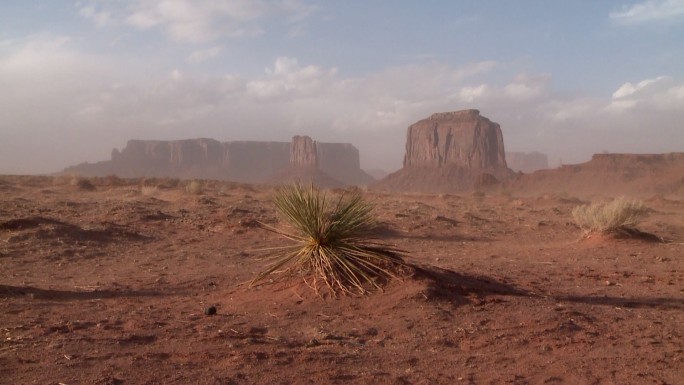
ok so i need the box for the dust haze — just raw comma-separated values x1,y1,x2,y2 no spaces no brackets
1,50,684,175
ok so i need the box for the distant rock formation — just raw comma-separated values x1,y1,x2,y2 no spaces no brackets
64,136,375,187
404,109,507,169
374,109,514,193
509,153,684,198
290,135,318,168
269,135,349,188
506,151,549,173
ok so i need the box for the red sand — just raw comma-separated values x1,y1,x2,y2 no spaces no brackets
1,176,682,385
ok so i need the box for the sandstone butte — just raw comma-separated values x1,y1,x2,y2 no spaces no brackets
63,136,375,188
373,109,516,193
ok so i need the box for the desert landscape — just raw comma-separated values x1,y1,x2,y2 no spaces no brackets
4,3,683,384
1,172,683,385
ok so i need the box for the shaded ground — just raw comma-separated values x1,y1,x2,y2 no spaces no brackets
1,176,683,385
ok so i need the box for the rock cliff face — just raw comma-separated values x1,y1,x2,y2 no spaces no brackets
506,151,549,173
64,136,374,187
374,109,514,193
290,136,318,168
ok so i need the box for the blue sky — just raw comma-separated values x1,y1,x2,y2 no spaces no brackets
1,0,683,174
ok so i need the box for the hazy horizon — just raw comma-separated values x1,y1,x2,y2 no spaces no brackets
1,1,683,175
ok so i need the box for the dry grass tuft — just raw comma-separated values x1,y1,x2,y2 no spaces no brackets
185,180,203,195
252,184,405,296
572,197,648,234
141,186,159,197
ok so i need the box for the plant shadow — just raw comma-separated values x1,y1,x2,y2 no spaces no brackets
0,216,150,243
405,263,530,307
371,223,492,242
554,294,684,310
0,285,173,301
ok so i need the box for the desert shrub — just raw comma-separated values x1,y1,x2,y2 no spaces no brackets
252,184,405,296
141,186,159,196
70,177,96,191
102,174,127,186
185,180,203,195
572,197,648,234
158,178,180,189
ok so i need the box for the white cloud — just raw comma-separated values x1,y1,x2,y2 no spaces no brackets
246,56,336,100
188,45,223,63
450,73,550,105
451,61,497,82
78,5,114,27
606,76,684,112
503,74,551,101
119,0,316,43
458,84,489,102
612,76,667,98
610,0,684,24
2,35,684,174
543,98,597,122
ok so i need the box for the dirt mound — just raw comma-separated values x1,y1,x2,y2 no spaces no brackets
510,152,684,198
374,165,512,193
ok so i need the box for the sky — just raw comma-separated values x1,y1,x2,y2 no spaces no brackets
1,0,683,175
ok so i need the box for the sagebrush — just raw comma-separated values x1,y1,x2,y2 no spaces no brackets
572,197,648,234
252,184,405,296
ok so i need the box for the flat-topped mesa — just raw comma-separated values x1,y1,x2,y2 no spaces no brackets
404,109,507,169
64,136,375,187
373,109,514,193
114,138,226,167
509,152,684,198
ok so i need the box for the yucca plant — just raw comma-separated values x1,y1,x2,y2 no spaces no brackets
252,184,405,296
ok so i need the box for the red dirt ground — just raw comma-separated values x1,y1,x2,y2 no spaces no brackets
1,176,682,385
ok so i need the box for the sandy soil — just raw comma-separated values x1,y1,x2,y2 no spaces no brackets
1,176,683,385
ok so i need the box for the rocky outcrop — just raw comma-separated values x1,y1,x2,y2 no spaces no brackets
317,142,374,186
270,136,376,188
509,153,684,198
506,152,549,173
290,136,318,168
374,109,514,193
404,109,507,169
64,136,375,187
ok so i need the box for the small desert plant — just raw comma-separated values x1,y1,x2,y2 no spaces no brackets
141,186,159,196
252,184,405,296
572,197,648,234
70,177,96,191
185,180,203,195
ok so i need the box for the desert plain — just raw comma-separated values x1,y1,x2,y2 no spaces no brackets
1,175,682,385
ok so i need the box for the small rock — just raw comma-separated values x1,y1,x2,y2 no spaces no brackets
204,306,217,316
